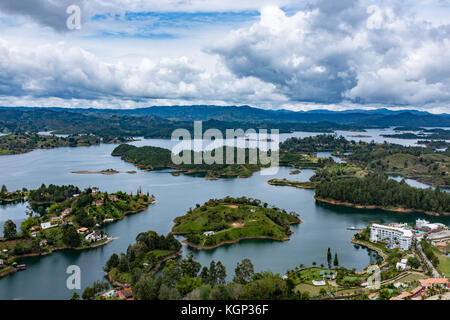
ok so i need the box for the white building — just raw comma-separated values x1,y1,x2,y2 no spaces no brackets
40,222,54,230
370,224,413,250
203,231,215,236
416,219,440,231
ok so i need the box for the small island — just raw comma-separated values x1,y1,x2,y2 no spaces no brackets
71,169,137,175
289,169,301,175
171,197,301,250
267,179,317,189
112,144,268,179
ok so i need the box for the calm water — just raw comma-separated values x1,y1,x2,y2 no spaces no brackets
0,131,450,300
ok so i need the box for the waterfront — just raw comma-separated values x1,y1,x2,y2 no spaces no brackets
0,130,449,300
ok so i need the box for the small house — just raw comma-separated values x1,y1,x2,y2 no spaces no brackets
51,216,62,223
62,208,72,217
85,231,106,242
77,227,89,234
40,222,53,230
39,239,48,247
203,231,215,236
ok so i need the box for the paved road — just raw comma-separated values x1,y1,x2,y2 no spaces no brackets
417,243,441,278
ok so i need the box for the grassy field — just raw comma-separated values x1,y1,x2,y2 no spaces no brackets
433,248,450,277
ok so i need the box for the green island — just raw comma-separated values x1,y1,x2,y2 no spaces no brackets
171,197,301,249
112,144,269,179
267,179,317,189
0,184,154,278
0,133,104,155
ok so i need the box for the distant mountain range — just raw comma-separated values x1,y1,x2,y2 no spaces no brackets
1,105,450,128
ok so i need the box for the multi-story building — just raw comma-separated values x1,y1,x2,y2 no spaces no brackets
370,224,413,250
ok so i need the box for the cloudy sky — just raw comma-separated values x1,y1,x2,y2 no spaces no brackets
0,0,449,113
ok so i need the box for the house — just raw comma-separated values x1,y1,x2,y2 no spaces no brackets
94,200,104,207
85,231,106,242
39,239,48,247
0,259,4,266
319,270,337,280
61,208,72,217
396,262,407,270
51,216,62,223
29,226,41,232
77,227,89,234
419,278,449,288
40,222,54,230
113,288,134,300
31,232,38,238
203,231,215,236
390,291,412,300
410,286,425,298
108,195,118,201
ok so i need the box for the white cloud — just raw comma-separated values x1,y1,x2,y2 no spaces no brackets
210,1,450,108
0,39,284,106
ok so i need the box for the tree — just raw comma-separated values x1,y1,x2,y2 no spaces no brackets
233,258,254,284
105,253,119,271
180,252,201,278
134,275,161,300
175,275,202,296
199,266,209,283
62,225,81,247
327,248,332,269
333,253,339,267
3,220,17,239
70,292,80,300
216,261,227,285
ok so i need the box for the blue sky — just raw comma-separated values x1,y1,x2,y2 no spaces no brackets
0,0,449,113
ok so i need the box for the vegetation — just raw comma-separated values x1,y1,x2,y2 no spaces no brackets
0,185,154,268
0,133,104,155
315,175,450,215
171,197,301,249
105,230,182,285
112,144,269,179
267,179,317,189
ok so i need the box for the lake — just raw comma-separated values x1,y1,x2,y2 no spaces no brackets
0,130,449,300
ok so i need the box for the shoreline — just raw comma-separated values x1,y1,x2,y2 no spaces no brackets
314,196,448,217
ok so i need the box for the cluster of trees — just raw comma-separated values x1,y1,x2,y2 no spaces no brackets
0,132,102,155
112,144,267,178
105,230,182,278
28,184,81,204
280,134,352,153
420,239,440,267
103,250,303,300
315,175,450,214
0,185,26,201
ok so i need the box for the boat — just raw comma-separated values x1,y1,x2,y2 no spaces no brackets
15,264,26,271
347,226,362,230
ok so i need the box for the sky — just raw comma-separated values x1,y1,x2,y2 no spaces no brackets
0,0,449,113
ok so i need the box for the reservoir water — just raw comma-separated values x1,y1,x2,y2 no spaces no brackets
0,130,449,300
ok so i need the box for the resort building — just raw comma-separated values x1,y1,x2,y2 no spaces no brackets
370,224,413,250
